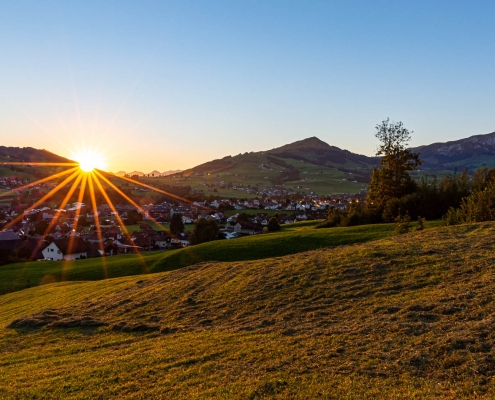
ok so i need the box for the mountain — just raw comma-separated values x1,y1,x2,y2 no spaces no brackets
114,169,182,177
268,136,376,167
177,137,377,189
0,146,74,181
412,131,495,172
0,146,73,163
179,131,495,189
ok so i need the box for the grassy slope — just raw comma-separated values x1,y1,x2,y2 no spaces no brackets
1,222,495,398
0,220,415,295
142,151,368,196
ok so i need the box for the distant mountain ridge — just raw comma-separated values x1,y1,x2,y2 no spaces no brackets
412,131,495,171
114,170,182,177
179,131,495,179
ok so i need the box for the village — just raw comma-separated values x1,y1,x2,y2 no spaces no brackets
0,174,364,264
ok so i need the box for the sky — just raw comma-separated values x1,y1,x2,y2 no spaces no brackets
1,0,495,172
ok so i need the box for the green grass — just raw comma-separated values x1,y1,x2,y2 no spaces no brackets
223,209,282,217
0,221,436,296
1,222,495,398
125,220,170,233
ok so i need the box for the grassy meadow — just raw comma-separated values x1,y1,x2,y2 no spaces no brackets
0,220,422,295
1,222,495,398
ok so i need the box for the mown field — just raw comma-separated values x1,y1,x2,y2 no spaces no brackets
1,222,495,398
0,220,422,295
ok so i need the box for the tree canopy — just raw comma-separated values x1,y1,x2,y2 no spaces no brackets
189,218,219,245
170,213,184,234
367,119,422,218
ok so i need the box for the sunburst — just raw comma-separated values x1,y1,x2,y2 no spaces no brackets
0,150,204,259
73,149,106,173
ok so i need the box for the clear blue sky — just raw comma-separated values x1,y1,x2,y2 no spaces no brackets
1,0,494,172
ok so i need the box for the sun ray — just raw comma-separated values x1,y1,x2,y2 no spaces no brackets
0,162,79,167
3,170,81,231
91,172,149,271
99,170,206,209
0,166,80,198
87,173,108,279
94,170,171,233
32,171,84,260
66,174,88,260
9,172,82,290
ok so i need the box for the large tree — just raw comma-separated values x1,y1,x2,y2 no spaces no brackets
189,218,219,245
367,119,422,218
170,213,184,234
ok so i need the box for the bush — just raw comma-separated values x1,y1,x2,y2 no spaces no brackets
382,198,401,223
395,213,411,235
416,216,426,231
443,207,462,226
267,217,281,232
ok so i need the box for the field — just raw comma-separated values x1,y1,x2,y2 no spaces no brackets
0,220,418,295
1,222,495,398
124,220,170,234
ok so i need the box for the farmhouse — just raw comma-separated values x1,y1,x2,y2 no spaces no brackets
42,238,88,261
233,222,263,235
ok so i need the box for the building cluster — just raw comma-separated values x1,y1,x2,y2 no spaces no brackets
0,189,363,263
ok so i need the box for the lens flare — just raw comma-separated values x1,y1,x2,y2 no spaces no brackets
73,150,106,172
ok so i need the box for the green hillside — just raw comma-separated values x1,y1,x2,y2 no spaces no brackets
0,149,75,185
0,221,413,295
145,137,376,196
1,222,495,398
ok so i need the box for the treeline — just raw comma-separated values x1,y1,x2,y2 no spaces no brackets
267,155,300,184
317,172,472,228
318,119,495,229
444,168,495,225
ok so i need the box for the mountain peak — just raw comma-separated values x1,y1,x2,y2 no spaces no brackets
269,137,332,153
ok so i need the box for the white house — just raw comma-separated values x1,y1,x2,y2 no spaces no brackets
42,238,88,261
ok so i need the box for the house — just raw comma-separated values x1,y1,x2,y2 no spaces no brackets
182,214,195,224
171,232,190,247
42,238,88,261
224,231,240,239
0,230,21,249
233,222,263,235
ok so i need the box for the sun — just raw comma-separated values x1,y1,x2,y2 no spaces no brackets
74,150,106,172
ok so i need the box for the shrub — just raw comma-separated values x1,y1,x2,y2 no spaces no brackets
416,216,426,231
395,213,411,235
267,217,281,232
443,207,462,226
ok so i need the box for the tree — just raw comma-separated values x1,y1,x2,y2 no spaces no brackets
15,246,32,260
125,210,142,225
0,248,12,265
189,218,219,245
170,213,184,234
267,217,281,232
78,215,89,227
236,212,250,223
34,220,49,235
367,119,422,218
